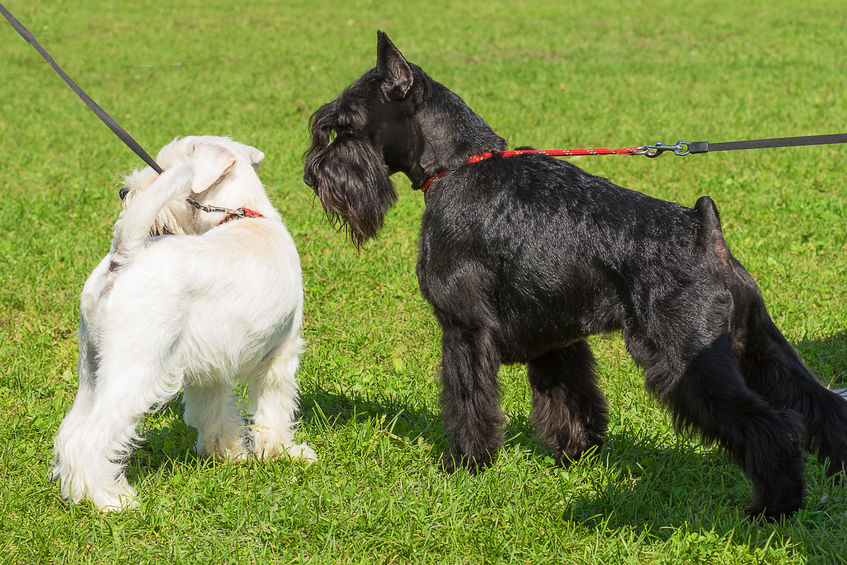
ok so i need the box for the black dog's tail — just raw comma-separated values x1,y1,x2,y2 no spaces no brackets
694,195,731,267
735,293,847,476
696,195,847,476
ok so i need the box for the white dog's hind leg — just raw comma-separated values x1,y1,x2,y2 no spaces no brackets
54,336,185,512
250,336,316,462
53,328,139,511
52,379,109,506
52,362,177,511
183,383,247,461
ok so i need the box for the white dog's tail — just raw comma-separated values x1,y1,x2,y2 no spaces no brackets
110,165,194,262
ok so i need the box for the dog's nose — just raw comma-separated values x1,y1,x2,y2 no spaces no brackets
303,173,314,187
118,187,129,201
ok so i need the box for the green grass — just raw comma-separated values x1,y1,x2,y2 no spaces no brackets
1,0,846,562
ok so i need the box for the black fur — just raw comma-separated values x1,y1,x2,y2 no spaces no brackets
304,31,847,518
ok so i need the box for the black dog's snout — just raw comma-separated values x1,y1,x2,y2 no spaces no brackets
118,187,129,201
303,172,314,187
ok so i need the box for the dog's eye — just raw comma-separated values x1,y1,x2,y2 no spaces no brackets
118,187,129,201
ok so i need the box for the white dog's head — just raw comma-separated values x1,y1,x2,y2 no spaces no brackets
119,136,267,235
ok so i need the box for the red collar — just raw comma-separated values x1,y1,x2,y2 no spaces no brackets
418,146,640,193
218,208,265,224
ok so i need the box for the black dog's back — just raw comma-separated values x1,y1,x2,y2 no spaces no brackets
419,154,726,361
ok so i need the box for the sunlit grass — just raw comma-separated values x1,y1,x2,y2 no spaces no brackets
0,0,845,562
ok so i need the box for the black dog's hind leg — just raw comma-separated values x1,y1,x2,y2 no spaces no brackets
528,340,609,465
648,334,806,518
438,324,504,473
735,294,847,478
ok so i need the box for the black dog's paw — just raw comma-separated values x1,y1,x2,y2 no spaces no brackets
551,442,604,468
553,453,578,469
745,496,805,521
439,453,459,474
439,452,488,474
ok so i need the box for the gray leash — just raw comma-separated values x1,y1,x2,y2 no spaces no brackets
0,2,164,174
0,3,248,216
639,133,847,157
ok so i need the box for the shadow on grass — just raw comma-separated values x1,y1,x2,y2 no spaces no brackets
796,329,846,389
125,385,440,484
298,373,844,558
297,386,753,522
122,329,844,561
298,385,446,447
124,397,205,484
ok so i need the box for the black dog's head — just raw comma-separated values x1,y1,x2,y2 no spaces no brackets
304,31,505,246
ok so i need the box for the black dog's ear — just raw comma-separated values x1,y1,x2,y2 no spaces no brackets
376,30,413,101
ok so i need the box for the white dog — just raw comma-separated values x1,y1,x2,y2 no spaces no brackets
52,136,315,511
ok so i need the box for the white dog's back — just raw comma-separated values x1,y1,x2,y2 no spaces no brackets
92,219,303,382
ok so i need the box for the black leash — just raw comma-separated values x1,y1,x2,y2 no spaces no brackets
1,3,255,218
690,133,847,154
0,2,163,174
638,133,847,157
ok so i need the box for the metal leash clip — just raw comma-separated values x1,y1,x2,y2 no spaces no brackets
634,141,692,158
187,196,246,217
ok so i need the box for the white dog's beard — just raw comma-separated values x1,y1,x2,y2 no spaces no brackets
148,204,187,236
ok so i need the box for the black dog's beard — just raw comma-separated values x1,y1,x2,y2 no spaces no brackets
305,130,396,247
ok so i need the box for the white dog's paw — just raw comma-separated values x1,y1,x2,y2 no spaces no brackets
91,485,138,513
195,433,248,462
253,432,316,464
52,463,139,512
287,442,317,464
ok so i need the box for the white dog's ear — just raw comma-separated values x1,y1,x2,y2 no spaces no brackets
247,147,264,172
191,143,237,194
237,142,265,172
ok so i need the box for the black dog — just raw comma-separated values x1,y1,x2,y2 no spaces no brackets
304,31,847,518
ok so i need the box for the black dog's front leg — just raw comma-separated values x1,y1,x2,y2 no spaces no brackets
438,324,504,473
529,340,609,466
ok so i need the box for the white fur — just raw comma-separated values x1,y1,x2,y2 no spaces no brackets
52,136,315,511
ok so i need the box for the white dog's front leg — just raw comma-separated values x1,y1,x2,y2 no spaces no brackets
250,339,315,462
183,383,247,461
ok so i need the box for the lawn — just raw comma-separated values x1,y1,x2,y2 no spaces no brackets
0,0,845,562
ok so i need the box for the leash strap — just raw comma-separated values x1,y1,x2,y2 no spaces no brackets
467,147,641,163
419,147,641,191
420,132,847,191
640,133,847,157
688,133,847,154
0,2,164,174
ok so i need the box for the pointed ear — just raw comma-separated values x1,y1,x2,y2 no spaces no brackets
376,30,413,101
247,147,264,171
191,143,237,194
234,142,265,172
